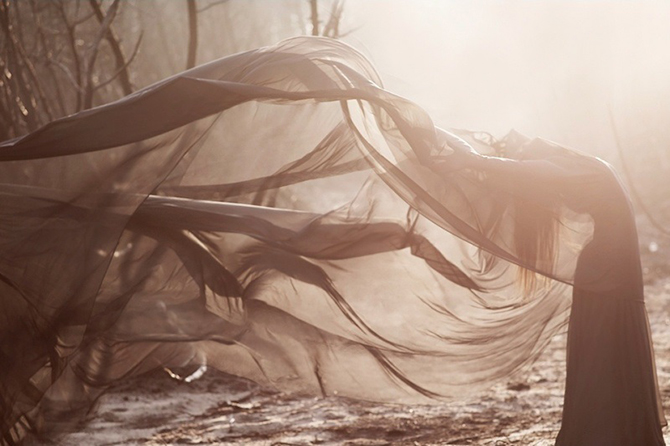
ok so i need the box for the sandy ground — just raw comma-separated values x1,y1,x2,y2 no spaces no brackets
29,221,670,446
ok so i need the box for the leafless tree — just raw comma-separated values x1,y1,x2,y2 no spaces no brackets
0,0,141,140
308,0,346,38
0,0,347,141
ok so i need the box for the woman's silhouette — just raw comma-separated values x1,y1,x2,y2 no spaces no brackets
435,132,666,445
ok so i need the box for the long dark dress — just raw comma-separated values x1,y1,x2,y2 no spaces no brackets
0,36,664,444
556,164,666,445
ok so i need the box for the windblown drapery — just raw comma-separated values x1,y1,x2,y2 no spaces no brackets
0,37,599,443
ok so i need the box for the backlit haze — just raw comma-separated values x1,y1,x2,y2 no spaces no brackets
344,1,670,161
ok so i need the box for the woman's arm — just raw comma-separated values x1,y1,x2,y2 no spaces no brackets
430,131,595,192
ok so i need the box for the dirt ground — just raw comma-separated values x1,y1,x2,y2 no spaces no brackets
30,220,670,446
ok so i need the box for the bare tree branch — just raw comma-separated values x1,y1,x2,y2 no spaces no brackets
72,9,95,26
51,59,86,93
58,0,84,110
186,0,198,69
322,0,344,38
84,0,120,109
309,0,348,39
309,0,319,36
4,3,55,122
93,31,143,92
0,0,40,131
88,0,133,98
30,0,68,116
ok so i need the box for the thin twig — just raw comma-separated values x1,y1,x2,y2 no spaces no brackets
185,0,198,69
51,59,86,93
83,0,120,108
58,0,84,110
93,31,143,92
89,0,133,97
31,0,68,116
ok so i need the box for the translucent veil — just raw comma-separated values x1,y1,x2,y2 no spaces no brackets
0,37,597,442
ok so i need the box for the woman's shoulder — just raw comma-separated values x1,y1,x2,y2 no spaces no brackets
526,138,616,181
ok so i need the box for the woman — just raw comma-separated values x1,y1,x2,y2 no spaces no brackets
0,36,664,445
434,132,667,444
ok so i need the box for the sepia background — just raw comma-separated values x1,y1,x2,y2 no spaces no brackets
3,1,670,444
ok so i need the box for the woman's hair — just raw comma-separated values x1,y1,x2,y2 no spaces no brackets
513,197,559,296
489,131,561,297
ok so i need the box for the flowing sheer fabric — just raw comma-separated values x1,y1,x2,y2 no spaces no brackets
0,37,663,444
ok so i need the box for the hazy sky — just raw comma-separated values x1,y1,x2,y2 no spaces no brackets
341,1,670,158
